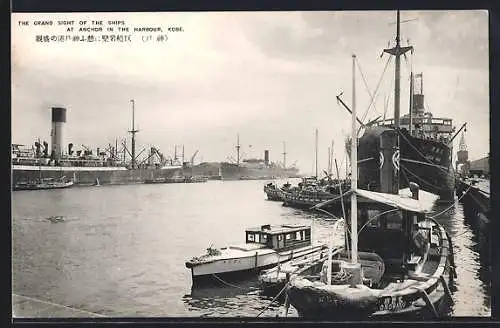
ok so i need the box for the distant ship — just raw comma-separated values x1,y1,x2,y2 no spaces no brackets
351,14,466,201
191,135,301,181
12,101,182,188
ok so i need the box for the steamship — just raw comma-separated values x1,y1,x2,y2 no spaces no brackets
195,136,301,181
219,159,300,181
12,103,183,189
355,17,462,202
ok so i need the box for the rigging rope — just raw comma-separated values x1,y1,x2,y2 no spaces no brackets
210,274,254,290
400,164,450,191
12,294,106,317
357,208,400,236
256,281,290,317
356,60,379,119
400,163,412,187
429,185,473,219
358,56,393,124
397,130,453,177
382,73,394,122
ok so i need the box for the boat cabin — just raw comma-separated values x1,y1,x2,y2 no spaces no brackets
245,224,312,252
344,185,438,277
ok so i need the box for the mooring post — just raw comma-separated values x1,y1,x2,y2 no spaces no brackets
281,273,291,317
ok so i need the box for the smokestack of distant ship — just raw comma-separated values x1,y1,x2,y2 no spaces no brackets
51,107,67,160
412,73,425,115
264,150,269,166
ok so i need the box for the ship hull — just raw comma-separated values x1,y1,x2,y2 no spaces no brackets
12,165,183,187
191,162,301,181
220,164,300,181
358,127,455,201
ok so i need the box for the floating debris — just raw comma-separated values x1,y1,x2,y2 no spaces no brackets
46,215,65,223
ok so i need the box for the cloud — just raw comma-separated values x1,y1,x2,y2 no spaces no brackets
11,10,489,173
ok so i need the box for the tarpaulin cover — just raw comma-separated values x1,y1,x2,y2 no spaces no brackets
355,188,439,213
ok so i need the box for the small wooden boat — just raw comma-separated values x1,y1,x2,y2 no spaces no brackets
264,182,291,201
258,244,335,297
185,224,326,287
144,177,167,184
185,176,208,183
280,178,350,210
46,215,65,223
286,187,456,319
144,176,194,184
14,176,74,191
167,176,188,183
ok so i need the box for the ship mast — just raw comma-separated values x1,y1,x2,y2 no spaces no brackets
383,10,413,129
315,129,318,178
350,54,358,268
329,140,334,175
236,134,241,167
409,50,414,136
236,134,241,177
129,99,139,169
282,141,287,169
383,10,412,192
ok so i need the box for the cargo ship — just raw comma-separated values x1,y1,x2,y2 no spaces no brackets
11,101,183,189
191,136,301,180
351,12,464,201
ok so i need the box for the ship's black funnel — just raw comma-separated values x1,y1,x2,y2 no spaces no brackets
51,107,67,160
51,107,67,123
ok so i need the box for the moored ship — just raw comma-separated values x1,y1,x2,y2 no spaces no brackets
12,102,183,188
207,136,301,180
353,14,462,202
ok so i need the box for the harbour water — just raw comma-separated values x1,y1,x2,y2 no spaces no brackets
12,179,491,318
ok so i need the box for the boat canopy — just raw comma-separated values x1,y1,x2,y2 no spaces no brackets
355,188,439,213
312,187,438,213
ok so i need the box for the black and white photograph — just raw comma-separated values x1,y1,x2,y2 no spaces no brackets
11,9,490,319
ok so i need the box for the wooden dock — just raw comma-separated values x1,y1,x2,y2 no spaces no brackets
12,294,106,318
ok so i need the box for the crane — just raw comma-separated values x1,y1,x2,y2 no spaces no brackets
448,122,467,146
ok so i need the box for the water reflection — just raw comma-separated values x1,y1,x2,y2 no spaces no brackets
183,279,288,317
433,202,491,317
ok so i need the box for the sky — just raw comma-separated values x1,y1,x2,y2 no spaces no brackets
11,10,489,175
